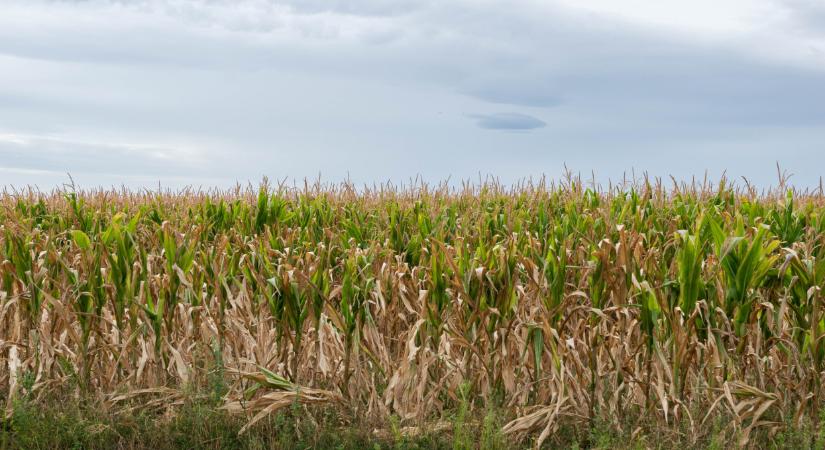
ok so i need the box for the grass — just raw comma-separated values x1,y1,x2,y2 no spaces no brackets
3,392,379,449
6,391,825,449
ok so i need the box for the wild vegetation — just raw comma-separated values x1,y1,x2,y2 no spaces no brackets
2,175,825,448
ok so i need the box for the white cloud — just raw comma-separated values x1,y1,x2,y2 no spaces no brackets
550,0,781,35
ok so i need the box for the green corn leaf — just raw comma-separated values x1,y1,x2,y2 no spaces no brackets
71,230,92,250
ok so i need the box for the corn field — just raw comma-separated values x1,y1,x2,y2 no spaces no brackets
2,177,825,446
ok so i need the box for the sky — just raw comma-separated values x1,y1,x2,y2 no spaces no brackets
1,0,825,190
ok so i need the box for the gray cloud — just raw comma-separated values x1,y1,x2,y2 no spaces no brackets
276,0,427,17
461,78,564,108
782,0,825,36
470,113,547,131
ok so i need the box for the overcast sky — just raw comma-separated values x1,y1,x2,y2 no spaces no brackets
1,0,824,190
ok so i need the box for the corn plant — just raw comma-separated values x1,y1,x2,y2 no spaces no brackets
0,179,823,446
